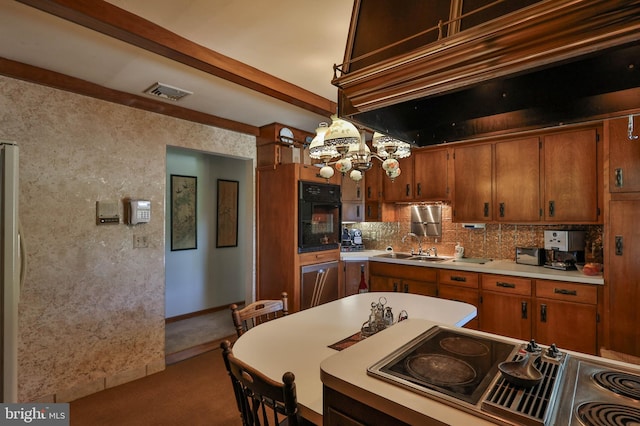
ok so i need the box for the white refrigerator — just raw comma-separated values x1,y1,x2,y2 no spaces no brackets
1,141,19,403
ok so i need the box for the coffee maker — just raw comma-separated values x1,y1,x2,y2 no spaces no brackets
544,230,585,270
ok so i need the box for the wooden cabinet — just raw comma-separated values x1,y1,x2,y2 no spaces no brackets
607,199,640,357
534,280,598,355
608,116,640,192
480,274,533,341
494,137,541,222
452,126,601,224
437,269,480,329
413,148,450,201
342,261,368,296
341,174,365,222
257,163,340,313
453,143,493,222
369,262,437,296
382,156,414,202
543,128,600,223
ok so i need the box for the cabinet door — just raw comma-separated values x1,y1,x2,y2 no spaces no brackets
453,143,493,222
414,148,449,200
382,156,414,202
608,199,640,356
401,279,437,296
543,128,599,222
365,163,382,201
342,202,364,222
534,299,597,355
343,261,368,296
480,292,532,341
369,275,400,292
494,137,541,222
341,174,363,201
438,285,479,329
609,117,640,192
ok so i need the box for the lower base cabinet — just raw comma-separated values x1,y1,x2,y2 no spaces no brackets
369,262,437,296
323,386,411,426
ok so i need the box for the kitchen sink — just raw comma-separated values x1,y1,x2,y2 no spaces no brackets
375,252,414,259
409,256,448,262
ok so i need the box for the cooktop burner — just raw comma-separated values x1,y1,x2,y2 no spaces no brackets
592,371,640,400
368,326,516,406
575,402,640,426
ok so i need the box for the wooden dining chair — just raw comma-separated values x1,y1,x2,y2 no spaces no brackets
220,339,301,426
230,292,288,337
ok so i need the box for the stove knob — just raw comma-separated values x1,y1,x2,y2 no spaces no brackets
547,343,560,358
526,339,541,352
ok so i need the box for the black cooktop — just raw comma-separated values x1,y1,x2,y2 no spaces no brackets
370,326,516,405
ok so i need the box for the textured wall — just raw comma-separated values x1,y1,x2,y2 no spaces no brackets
0,76,255,401
354,204,603,261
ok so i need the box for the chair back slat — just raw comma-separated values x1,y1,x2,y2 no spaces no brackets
231,292,288,337
221,340,299,426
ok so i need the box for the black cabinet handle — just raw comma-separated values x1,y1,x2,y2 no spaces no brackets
451,276,467,282
615,236,623,255
522,301,528,319
499,202,505,217
417,183,422,197
484,202,490,217
356,205,360,219
405,184,411,197
540,304,547,322
549,200,555,217
356,187,361,199
366,204,371,218
403,283,409,293
367,186,372,198
393,282,398,292
554,288,577,296
497,281,516,288
615,168,623,187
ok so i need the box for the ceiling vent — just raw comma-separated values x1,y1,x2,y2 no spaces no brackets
143,82,193,101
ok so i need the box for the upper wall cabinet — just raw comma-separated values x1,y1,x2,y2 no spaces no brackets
542,128,600,223
609,116,640,193
414,148,450,201
382,156,414,202
452,126,602,224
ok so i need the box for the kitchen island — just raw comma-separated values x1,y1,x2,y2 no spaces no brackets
231,292,476,425
321,318,640,426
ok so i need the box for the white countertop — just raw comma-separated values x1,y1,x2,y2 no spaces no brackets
231,293,476,425
341,250,604,285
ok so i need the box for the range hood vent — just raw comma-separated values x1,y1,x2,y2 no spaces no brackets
144,82,193,101
333,0,640,146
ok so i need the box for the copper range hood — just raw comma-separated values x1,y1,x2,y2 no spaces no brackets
332,0,640,146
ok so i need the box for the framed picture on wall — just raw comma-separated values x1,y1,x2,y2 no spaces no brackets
216,179,239,248
170,174,197,251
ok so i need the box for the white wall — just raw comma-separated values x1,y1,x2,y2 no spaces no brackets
165,147,251,318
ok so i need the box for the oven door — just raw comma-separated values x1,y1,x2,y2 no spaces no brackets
298,200,341,253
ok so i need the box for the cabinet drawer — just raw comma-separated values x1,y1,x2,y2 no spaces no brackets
439,269,479,288
369,262,437,282
299,250,339,265
536,280,597,304
482,274,532,295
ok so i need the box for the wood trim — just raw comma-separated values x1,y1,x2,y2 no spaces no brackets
0,57,260,136
15,0,337,118
165,303,243,324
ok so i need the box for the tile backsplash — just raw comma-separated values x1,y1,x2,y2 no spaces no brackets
345,203,603,262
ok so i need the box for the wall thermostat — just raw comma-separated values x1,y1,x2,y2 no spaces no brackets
128,199,151,224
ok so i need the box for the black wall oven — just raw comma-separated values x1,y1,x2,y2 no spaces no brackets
298,181,341,253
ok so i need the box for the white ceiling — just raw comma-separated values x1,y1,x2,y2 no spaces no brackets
0,0,354,133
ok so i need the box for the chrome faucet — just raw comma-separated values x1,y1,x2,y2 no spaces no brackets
402,233,419,255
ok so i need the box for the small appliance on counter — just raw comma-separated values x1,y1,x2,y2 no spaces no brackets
515,247,544,266
341,227,365,252
544,230,585,270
